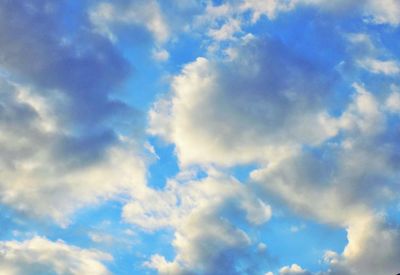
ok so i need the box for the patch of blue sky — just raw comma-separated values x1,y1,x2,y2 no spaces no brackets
0,205,33,241
107,228,175,275
246,10,357,118
147,137,180,189
230,163,260,183
211,0,225,6
65,202,174,275
246,8,347,68
255,212,347,274
114,41,165,112
379,27,400,57
166,35,207,73
0,199,174,275
60,0,88,35
386,202,400,227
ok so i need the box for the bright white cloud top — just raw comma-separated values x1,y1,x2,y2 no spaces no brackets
0,0,399,275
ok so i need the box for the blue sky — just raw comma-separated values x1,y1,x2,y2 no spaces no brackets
0,0,399,274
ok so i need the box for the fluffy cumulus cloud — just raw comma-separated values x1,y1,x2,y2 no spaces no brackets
0,0,147,224
124,170,271,230
251,84,400,274
144,11,400,271
147,5,400,272
279,264,311,275
0,237,112,275
149,37,337,167
124,170,271,274
1,0,400,274
0,78,146,225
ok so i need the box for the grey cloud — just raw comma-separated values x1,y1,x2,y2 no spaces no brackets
0,0,147,223
0,0,131,125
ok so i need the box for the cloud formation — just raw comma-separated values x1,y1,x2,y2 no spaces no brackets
279,264,311,275
252,84,400,275
149,37,337,167
124,170,271,274
1,0,400,274
0,237,112,275
0,0,146,224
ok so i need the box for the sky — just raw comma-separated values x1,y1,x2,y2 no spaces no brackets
0,0,400,274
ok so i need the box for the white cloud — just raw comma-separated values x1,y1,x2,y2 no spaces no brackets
148,38,336,167
337,83,384,135
0,80,147,225
279,264,311,275
0,237,112,275
124,170,271,273
144,254,182,275
357,58,400,75
290,224,306,233
237,0,400,26
88,232,115,245
0,1,150,226
385,88,400,113
152,48,170,62
365,0,400,25
208,19,242,41
90,0,170,43
123,170,271,230
252,84,400,275
240,0,297,21
322,214,400,275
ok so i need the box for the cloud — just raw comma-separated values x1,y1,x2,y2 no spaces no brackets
89,0,206,44
152,48,170,62
141,7,398,272
1,1,399,274
357,58,400,75
340,32,400,88
0,237,112,275
0,83,146,224
364,0,400,25
386,88,400,113
240,0,297,21
208,18,242,41
0,0,131,125
279,264,311,275
319,213,400,275
124,170,271,274
239,0,400,26
90,0,169,43
149,37,337,167
123,169,271,230
89,0,400,56
251,84,400,275
0,1,147,224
